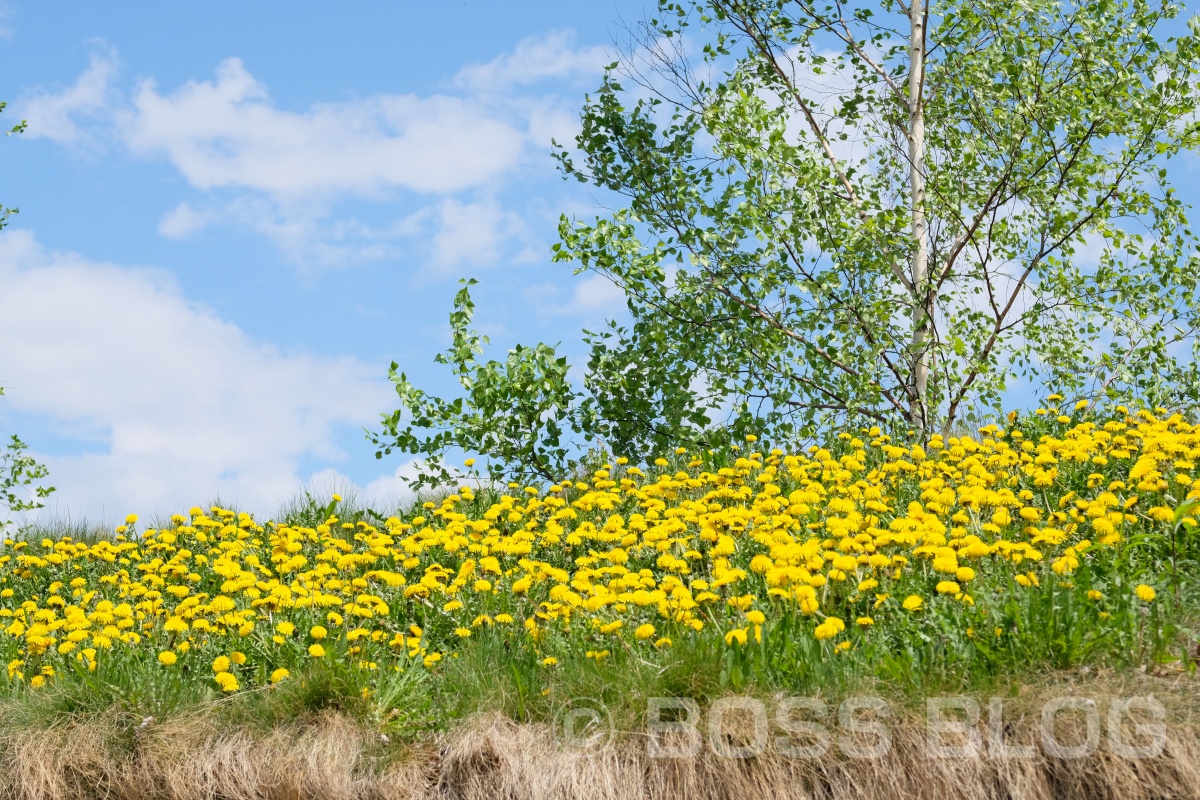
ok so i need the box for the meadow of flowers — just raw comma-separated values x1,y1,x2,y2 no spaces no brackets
0,399,1197,718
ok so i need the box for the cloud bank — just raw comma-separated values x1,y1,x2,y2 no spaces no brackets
17,31,609,271
0,230,393,521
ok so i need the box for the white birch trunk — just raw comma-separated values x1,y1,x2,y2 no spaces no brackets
907,0,931,431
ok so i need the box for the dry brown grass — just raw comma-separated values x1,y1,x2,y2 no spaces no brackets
1,674,1197,800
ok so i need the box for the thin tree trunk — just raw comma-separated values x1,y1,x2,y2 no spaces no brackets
907,0,931,432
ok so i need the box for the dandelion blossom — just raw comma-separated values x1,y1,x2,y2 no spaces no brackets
814,617,845,640
214,672,239,692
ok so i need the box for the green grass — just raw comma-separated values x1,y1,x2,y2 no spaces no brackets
1,407,1198,748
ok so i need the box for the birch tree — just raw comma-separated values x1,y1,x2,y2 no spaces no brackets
376,0,1200,483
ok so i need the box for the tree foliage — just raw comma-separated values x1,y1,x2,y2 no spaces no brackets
0,388,54,530
373,280,582,487
376,0,1200,484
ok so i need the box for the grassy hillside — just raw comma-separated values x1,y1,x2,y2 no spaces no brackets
1,400,1198,798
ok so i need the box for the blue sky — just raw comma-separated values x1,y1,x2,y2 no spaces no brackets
0,1,645,522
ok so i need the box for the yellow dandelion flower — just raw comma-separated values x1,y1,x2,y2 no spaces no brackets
814,617,845,640
214,672,239,692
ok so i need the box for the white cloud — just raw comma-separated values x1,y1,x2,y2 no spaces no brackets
0,230,393,522
360,458,485,511
160,192,538,277
430,198,526,270
21,31,612,270
121,58,526,198
19,46,118,147
569,273,626,312
524,103,584,152
360,459,425,510
524,273,628,319
157,202,209,238
158,197,431,271
453,29,609,92
161,194,532,276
